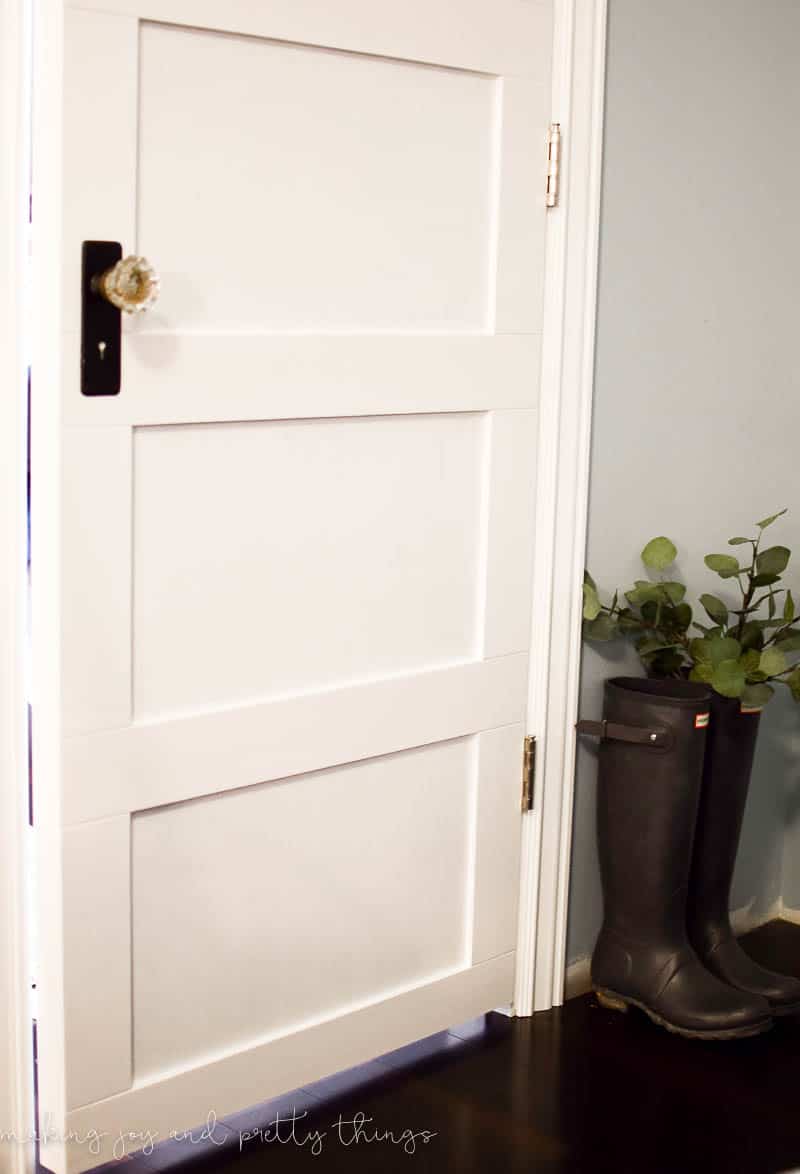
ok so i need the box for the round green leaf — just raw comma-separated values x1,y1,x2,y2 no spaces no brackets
739,649,761,675
690,638,712,664
641,536,677,571
741,682,774,708
711,659,746,699
776,632,800,654
759,647,787,677
728,537,751,546
689,663,713,684
752,573,781,588
659,581,687,605
699,594,728,626
756,546,790,576
739,621,765,652
582,582,602,621
709,636,741,667
704,553,740,577
583,613,617,642
674,602,692,630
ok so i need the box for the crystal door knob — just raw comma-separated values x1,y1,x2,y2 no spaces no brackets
94,254,160,314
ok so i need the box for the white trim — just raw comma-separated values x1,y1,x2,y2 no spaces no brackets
0,0,34,1169
564,955,591,1001
514,0,608,1015
729,900,782,937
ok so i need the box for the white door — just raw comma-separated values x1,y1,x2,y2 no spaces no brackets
33,2,552,1169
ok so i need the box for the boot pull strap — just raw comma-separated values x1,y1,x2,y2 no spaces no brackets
575,719,673,750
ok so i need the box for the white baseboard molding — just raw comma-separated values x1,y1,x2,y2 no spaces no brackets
564,956,592,1001
564,900,786,1003
730,898,783,937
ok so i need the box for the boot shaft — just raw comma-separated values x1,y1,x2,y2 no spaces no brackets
689,693,762,947
596,677,712,945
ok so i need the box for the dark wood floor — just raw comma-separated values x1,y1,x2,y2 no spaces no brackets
97,921,800,1174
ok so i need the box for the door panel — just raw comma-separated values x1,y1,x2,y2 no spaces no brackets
131,414,485,717
38,1,553,1169
138,23,495,332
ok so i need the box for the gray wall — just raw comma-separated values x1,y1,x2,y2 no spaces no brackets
567,0,800,966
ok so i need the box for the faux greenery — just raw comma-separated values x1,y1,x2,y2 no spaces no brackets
583,510,800,709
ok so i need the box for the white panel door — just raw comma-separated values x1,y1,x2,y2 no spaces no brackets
34,2,552,1169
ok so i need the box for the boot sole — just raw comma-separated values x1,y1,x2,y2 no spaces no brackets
770,1000,800,1018
594,988,773,1041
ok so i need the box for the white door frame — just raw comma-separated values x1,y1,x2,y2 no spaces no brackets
0,0,607,1151
0,0,35,1171
515,0,608,1015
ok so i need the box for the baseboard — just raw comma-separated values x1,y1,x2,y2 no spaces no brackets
775,902,800,927
564,956,592,1000
730,898,783,936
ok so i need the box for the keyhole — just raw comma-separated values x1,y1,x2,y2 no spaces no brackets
98,340,107,361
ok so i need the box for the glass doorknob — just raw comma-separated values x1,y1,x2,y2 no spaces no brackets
94,254,160,314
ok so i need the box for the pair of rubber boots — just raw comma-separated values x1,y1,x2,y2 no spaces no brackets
579,678,800,1040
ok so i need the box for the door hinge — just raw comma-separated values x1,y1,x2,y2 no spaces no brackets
546,123,561,208
521,735,536,812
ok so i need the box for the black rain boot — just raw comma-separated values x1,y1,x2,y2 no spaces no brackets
578,677,772,1040
688,693,800,1015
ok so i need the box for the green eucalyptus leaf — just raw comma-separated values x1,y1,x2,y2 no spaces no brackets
711,658,746,699
583,613,618,642
699,594,728,626
769,592,776,619
785,590,795,622
756,546,791,576
728,537,751,545
637,639,682,657
776,632,800,654
674,602,692,630
788,668,800,702
582,582,602,621
658,581,687,605
689,663,714,684
626,580,665,607
757,509,788,529
584,570,597,591
641,536,677,571
760,647,787,677
741,682,775,708
752,573,781,588
704,553,740,577
739,621,765,652
709,636,742,667
739,649,761,675
690,638,712,665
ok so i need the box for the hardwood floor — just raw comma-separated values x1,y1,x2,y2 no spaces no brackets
92,920,800,1174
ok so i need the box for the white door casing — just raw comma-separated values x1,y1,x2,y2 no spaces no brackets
32,3,556,1171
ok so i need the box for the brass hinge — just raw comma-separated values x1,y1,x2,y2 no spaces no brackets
546,123,561,208
521,735,536,812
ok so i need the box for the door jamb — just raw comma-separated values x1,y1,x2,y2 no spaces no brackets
0,0,35,1168
515,0,608,1014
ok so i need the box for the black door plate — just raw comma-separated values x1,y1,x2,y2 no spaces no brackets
81,240,122,396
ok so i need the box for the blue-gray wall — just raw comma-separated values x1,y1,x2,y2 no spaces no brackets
567,0,800,966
